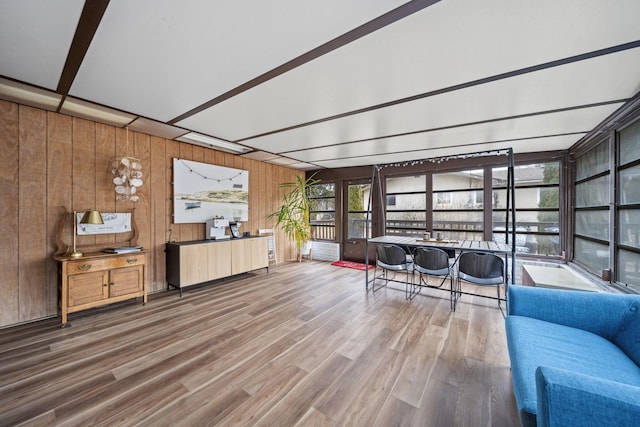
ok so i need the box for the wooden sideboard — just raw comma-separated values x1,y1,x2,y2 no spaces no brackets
166,236,269,296
54,251,148,326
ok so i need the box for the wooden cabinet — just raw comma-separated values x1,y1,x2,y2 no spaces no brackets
166,237,268,295
56,251,147,326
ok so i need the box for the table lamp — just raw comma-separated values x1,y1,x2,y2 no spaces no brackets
69,209,104,258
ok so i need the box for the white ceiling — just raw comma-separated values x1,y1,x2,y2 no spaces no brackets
1,0,639,170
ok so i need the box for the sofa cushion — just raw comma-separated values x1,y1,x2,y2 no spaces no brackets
614,300,640,366
506,315,640,425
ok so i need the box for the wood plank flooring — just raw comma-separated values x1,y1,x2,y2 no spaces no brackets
0,261,519,427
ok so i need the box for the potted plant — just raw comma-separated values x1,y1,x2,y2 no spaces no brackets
270,174,320,261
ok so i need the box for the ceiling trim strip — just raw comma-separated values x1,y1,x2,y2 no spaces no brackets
278,99,629,155
167,0,441,125
311,132,587,165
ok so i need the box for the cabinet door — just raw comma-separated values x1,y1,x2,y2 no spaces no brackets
231,239,252,275
251,237,269,270
180,244,209,285
208,241,231,280
109,265,144,297
68,271,109,307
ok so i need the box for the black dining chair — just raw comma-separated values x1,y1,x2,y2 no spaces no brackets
410,247,453,303
456,251,505,311
373,244,413,292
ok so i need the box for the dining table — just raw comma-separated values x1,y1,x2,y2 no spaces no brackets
365,235,515,308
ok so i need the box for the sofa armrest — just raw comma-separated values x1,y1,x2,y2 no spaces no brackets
507,285,631,339
536,366,640,427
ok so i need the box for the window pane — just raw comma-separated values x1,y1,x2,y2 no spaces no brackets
310,183,335,241
576,141,609,181
574,237,609,272
575,211,609,240
433,170,483,191
386,175,425,192
618,249,640,291
311,212,335,221
386,211,426,222
493,211,559,232
347,213,370,239
309,183,335,197
493,188,558,209
493,163,560,187
433,211,483,240
386,211,426,237
387,193,426,210
347,183,370,239
433,190,483,209
575,175,609,207
619,119,640,166
619,164,640,204
309,198,335,211
619,209,640,249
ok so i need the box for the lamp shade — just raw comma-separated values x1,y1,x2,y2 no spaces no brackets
80,209,104,225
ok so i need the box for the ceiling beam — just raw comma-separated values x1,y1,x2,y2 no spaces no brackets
56,0,110,101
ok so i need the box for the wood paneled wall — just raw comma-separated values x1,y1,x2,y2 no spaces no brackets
0,100,301,328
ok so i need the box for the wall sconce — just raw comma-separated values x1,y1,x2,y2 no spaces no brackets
69,209,104,258
111,127,143,203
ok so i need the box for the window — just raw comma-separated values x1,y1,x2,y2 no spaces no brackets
385,175,426,236
617,119,640,291
347,182,371,239
309,182,335,240
433,170,484,241
493,162,560,255
574,141,610,273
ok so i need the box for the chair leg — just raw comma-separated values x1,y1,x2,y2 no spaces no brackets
372,266,388,293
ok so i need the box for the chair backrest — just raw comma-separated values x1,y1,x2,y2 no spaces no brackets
413,247,450,275
376,244,410,270
458,251,504,285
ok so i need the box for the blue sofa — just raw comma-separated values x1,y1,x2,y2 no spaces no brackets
505,285,640,427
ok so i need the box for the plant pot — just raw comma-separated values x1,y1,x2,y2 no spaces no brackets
298,241,312,262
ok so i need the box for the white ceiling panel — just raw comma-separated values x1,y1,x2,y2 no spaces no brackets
1,1,639,171
286,103,621,165
0,0,84,89
177,0,640,141
239,51,640,155
312,134,588,169
70,0,406,122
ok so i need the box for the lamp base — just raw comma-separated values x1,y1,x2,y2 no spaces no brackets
69,250,83,258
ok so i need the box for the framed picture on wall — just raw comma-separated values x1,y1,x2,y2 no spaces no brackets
173,158,249,224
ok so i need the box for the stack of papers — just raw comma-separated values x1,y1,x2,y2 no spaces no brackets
103,246,143,254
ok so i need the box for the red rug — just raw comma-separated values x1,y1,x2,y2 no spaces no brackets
331,260,375,270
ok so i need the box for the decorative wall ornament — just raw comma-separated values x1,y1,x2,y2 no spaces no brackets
111,127,143,202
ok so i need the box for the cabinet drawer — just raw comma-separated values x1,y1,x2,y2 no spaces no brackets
67,254,145,275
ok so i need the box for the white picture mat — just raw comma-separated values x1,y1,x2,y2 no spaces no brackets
173,158,249,224
77,212,132,235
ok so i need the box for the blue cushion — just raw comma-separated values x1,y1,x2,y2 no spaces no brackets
614,300,640,366
506,315,640,425
536,366,640,427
